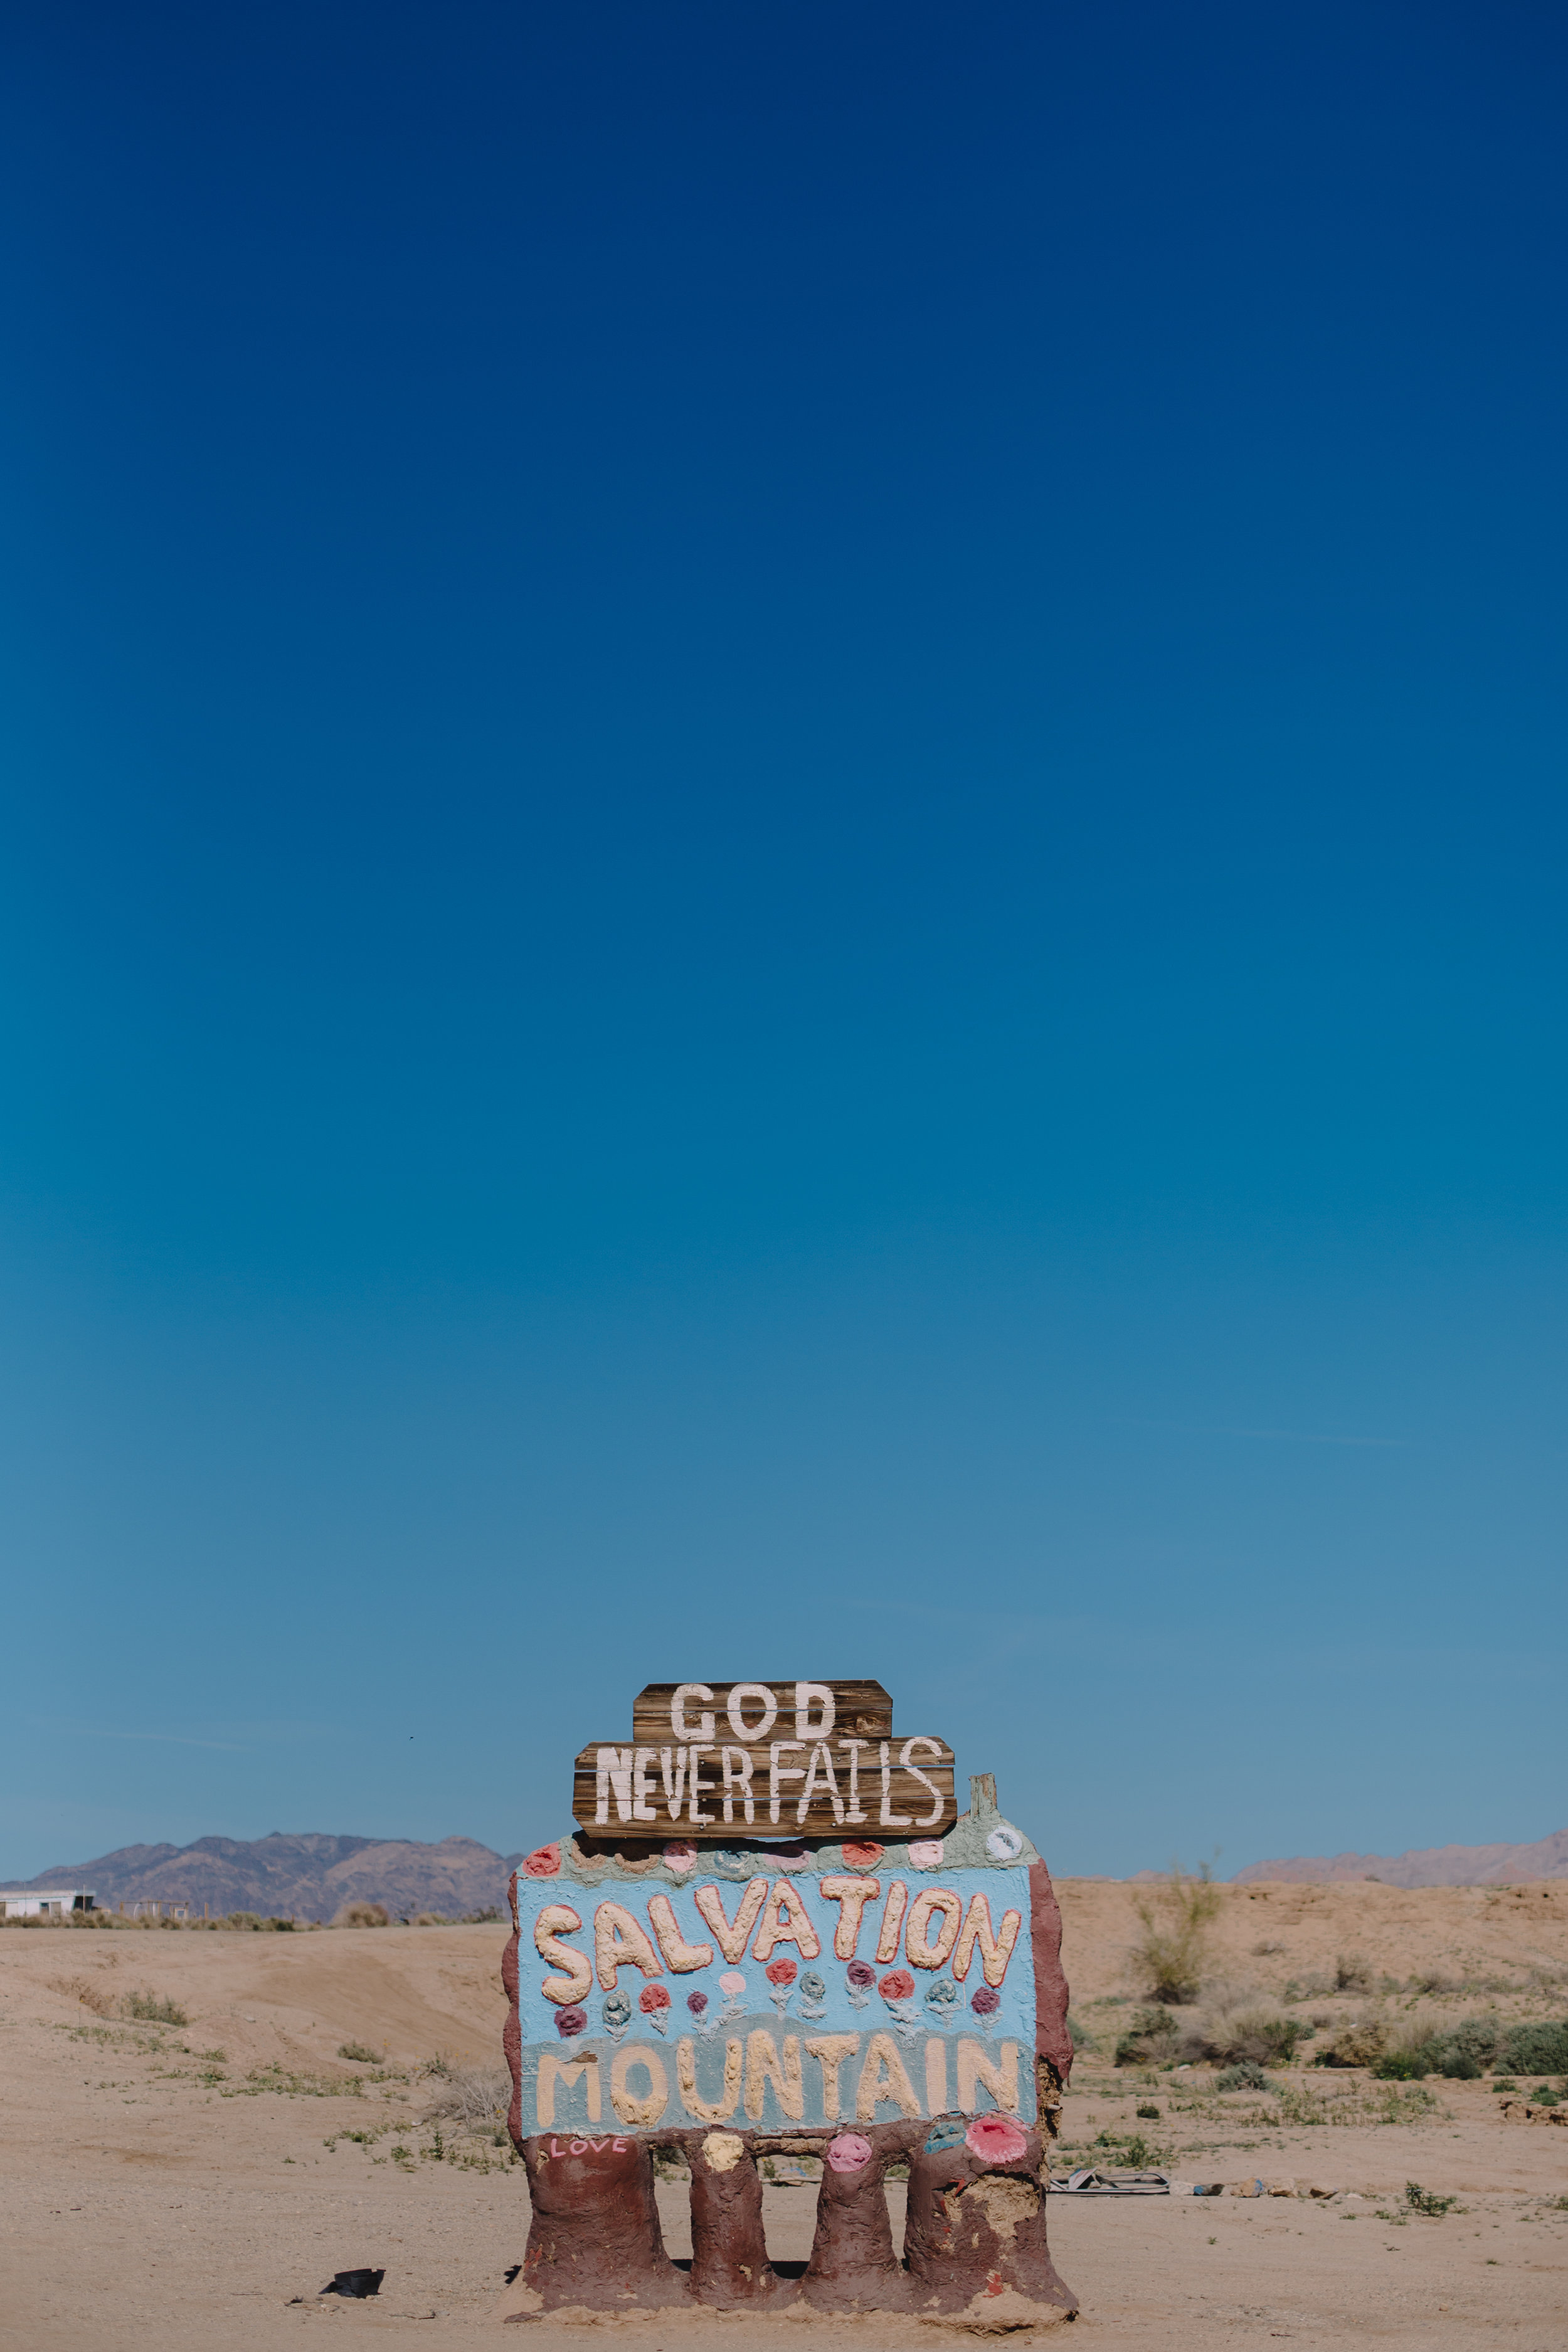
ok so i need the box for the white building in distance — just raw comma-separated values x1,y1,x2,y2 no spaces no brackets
2,1888,97,1917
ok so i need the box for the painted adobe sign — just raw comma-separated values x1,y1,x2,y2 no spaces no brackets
572,1679,956,1840
507,1684,1067,2143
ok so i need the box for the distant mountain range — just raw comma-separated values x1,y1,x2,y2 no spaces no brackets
1232,1827,1568,1887
6,1823,1565,1914
0,1832,526,1920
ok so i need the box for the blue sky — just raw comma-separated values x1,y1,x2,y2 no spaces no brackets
3,0,1564,1882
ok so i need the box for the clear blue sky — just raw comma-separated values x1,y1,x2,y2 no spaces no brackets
3,1,1564,1883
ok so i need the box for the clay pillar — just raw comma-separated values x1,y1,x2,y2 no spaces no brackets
512,2134,683,2311
687,2130,790,2306
904,2119,1077,2326
802,2128,907,2311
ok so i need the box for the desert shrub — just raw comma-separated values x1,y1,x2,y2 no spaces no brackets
1405,2181,1457,2217
1114,2006,1179,2066
1313,2013,1388,2069
1215,2060,1271,2092
332,1902,390,1929
122,1989,188,2025
420,2064,510,2134
412,1914,447,1927
1185,2005,1305,2067
337,2042,381,2063
1131,1862,1222,2005
1335,1954,1372,1994
1066,2011,1096,2052
1502,2021,1568,2077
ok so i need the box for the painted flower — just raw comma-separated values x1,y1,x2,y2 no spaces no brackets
602,1990,632,2037
841,1840,884,1869
765,1958,798,1987
663,1841,697,1875
554,2005,586,2038
879,1969,915,2002
521,1844,561,1878
686,1989,708,2017
718,1970,748,2001
923,2117,967,2153
924,1976,959,2014
985,1825,1025,1863
965,2114,1029,2167
847,1961,877,1989
771,1845,810,1873
800,1972,826,2005
825,2131,874,2175
909,1840,945,1871
638,1983,672,2035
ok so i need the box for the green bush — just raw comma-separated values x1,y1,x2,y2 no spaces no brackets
1131,1863,1222,2005
1502,2021,1568,2077
1194,2010,1306,2067
1215,2060,1271,2092
1114,2007,1179,2067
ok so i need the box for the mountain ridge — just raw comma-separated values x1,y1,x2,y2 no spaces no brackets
0,1831,526,1920
1231,1826,1568,1887
8,1824,1566,1911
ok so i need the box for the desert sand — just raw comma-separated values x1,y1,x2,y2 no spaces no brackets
3,1878,1565,2351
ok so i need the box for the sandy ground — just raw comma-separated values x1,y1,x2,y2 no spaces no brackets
3,1880,1566,2351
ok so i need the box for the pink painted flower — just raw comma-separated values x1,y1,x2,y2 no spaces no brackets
663,1841,697,1875
970,1985,1000,2015
770,1844,810,1873
554,2006,586,2038
826,2131,874,2175
847,1960,877,1989
639,1982,671,2013
965,2114,1029,2167
909,1840,945,1871
879,1969,915,2002
765,1958,798,1987
522,1844,561,1878
841,1840,884,1869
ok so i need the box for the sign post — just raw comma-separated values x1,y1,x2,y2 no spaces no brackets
502,1678,1077,2326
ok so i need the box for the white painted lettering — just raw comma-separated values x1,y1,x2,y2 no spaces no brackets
794,1682,835,1739
899,1735,945,1828
725,1683,778,1741
768,1740,805,1824
671,1685,716,1741
595,1747,633,1825
878,1740,911,1828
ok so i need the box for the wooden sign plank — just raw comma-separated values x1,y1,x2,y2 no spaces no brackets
573,1732,955,1841
631,1680,894,1750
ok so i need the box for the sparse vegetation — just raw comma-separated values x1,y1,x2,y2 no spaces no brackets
1130,1862,1223,2005
337,2041,382,2063
1405,2180,1458,2217
1184,2001,1306,2068
1215,2061,1271,2092
420,2063,510,2135
122,1989,188,2025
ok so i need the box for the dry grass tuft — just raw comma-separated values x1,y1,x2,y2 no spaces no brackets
420,2063,511,2136
331,1902,390,1929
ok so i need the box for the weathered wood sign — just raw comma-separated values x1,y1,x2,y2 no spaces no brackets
573,1680,956,1841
